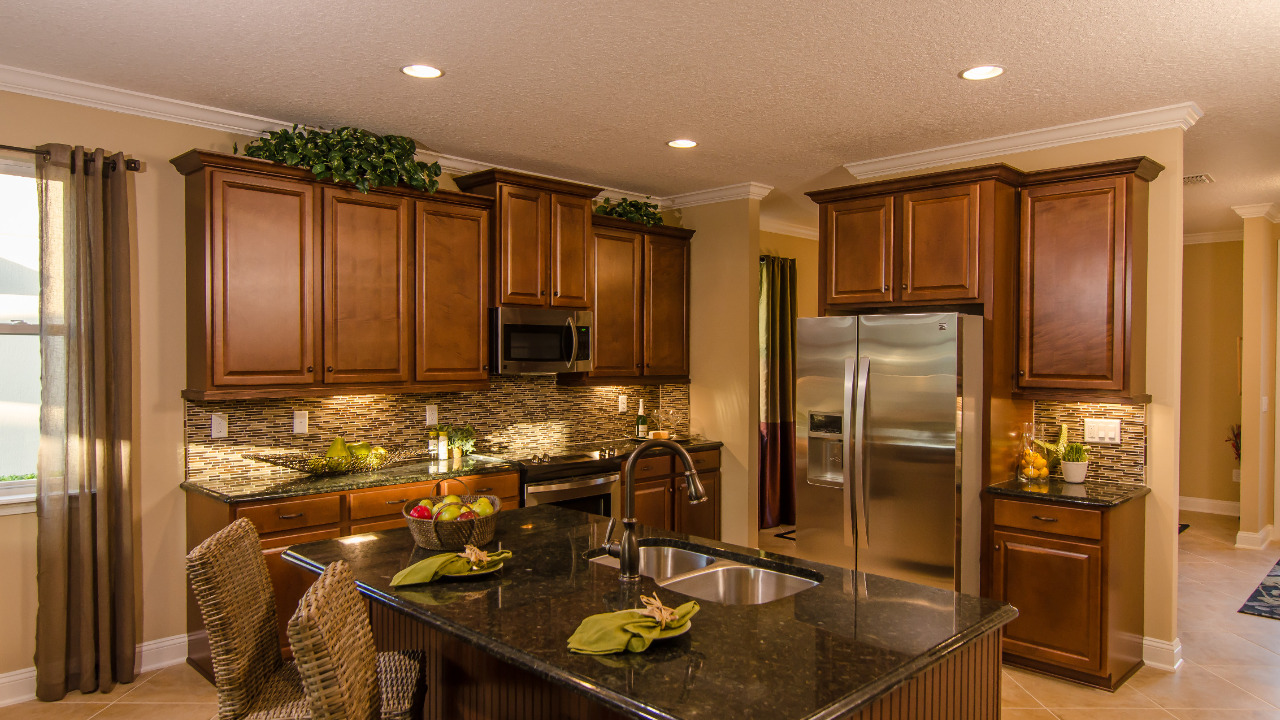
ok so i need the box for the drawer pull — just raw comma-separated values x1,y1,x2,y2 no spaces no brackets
385,498,408,505
476,488,493,493
278,512,304,520
1032,515,1058,523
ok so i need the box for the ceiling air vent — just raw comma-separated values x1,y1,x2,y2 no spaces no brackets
1183,173,1215,185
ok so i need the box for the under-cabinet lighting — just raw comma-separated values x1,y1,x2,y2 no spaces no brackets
401,65,444,79
667,139,697,148
960,65,1004,80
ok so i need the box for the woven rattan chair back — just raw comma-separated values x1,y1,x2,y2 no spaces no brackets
287,560,380,720
187,518,284,720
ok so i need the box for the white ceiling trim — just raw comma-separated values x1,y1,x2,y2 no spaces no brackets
760,218,818,241
1233,203,1280,222
0,63,290,136
665,182,774,209
1183,230,1242,245
415,148,661,205
843,102,1204,179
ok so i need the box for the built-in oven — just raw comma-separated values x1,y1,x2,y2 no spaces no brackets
522,473,618,517
491,306,592,375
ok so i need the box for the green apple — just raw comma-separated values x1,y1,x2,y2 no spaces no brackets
435,504,463,522
471,498,494,517
439,494,462,506
416,498,436,511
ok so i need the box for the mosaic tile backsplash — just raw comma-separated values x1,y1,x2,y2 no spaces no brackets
186,376,691,485
1032,401,1146,484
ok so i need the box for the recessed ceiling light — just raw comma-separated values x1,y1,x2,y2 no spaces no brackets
668,139,697,148
961,65,1004,81
401,65,443,79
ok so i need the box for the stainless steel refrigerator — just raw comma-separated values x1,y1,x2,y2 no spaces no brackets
793,312,982,595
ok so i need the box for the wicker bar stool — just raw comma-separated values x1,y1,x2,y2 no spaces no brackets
187,519,421,720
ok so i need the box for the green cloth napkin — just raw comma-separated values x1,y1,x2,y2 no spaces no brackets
390,550,512,587
567,601,700,654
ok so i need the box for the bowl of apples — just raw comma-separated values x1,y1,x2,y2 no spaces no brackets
403,488,501,550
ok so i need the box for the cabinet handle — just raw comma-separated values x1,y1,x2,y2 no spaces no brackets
636,363,642,368
1032,515,1058,523
882,285,889,292
554,291,560,297
306,365,314,373
994,544,1001,551
385,498,408,504
901,283,907,289
326,366,334,373
1018,370,1025,376
477,487,493,493
540,290,546,296
278,512,304,520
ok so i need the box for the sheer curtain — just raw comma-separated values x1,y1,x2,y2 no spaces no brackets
758,255,796,529
35,145,137,700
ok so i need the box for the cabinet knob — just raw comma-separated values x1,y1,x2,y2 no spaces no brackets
540,290,546,296
1018,370,1025,376
326,366,334,373
306,366,314,373
636,363,642,368
994,544,1001,551
882,285,889,292
646,363,651,368
554,291,560,297
901,283,907,289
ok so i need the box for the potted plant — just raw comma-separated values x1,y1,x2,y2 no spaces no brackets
1061,442,1090,484
236,125,442,194
1227,423,1241,484
447,424,477,460
593,197,664,226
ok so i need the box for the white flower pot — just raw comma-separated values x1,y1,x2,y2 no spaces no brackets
1062,461,1088,484
1233,468,1241,484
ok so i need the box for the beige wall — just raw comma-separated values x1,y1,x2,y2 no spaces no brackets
1241,215,1278,536
0,90,254,674
683,200,761,547
759,231,819,318
1180,240,1243,504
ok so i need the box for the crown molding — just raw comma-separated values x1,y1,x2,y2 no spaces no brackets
665,182,773,209
760,217,818,241
415,149,661,205
1232,203,1280,222
1183,230,1242,245
0,63,289,136
843,102,1204,179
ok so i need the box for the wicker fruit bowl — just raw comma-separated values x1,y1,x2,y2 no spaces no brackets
403,495,501,550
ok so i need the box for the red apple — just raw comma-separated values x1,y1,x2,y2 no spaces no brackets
408,505,433,519
458,510,478,521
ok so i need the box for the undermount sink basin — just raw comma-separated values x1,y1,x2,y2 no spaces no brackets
590,542,819,605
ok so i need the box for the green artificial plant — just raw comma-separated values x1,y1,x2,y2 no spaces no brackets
447,424,477,455
1033,424,1069,472
594,197,664,226
1062,442,1090,463
237,125,441,194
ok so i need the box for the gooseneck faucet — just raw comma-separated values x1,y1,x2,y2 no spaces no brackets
609,440,707,581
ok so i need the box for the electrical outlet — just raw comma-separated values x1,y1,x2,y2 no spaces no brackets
618,395,628,413
424,404,438,426
1084,418,1121,444
211,413,228,439
292,410,308,434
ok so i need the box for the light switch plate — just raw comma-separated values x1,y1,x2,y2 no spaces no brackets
1084,418,1121,444
618,395,628,413
211,413,228,439
293,410,308,434
424,404,438,426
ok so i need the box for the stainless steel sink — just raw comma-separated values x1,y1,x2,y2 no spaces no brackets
589,545,717,581
661,564,819,605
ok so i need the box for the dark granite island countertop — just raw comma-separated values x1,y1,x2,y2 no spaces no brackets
284,505,1016,720
986,477,1151,508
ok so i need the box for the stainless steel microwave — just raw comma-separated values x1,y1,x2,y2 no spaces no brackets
491,307,592,375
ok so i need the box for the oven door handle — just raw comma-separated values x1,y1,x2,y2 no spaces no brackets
525,475,617,496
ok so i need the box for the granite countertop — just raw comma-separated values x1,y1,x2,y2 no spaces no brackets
181,455,519,503
283,505,1016,720
986,477,1151,507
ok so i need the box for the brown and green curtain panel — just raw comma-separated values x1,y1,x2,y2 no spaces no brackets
759,255,796,528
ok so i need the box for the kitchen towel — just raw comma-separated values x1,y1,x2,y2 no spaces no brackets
568,601,700,654
390,549,511,586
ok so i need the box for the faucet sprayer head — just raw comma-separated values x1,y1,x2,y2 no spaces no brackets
684,470,707,504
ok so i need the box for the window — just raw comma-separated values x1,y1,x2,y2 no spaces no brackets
0,156,38,511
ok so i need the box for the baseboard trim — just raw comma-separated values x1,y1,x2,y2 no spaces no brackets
0,634,187,708
1179,496,1241,516
1142,636,1183,671
1236,524,1273,549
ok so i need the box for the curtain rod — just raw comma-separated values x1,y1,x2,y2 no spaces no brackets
0,144,141,172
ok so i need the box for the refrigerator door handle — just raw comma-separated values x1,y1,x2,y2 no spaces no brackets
852,356,871,549
841,358,856,548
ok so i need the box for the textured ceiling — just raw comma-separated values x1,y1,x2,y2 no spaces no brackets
1,0,1277,234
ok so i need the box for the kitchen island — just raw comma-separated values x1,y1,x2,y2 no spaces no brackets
284,505,1015,720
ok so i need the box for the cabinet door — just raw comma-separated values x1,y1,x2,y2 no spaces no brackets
208,170,318,385
901,184,981,302
633,478,673,531
549,194,593,308
643,235,690,376
322,189,412,383
591,227,643,377
1019,177,1127,390
992,529,1103,673
260,528,341,654
823,196,894,306
675,471,720,540
496,185,549,305
415,199,490,382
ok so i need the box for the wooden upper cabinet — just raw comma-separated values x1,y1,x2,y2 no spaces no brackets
322,188,412,384
824,195,894,305
645,235,691,377
496,185,549,305
415,199,491,382
207,170,318,386
590,226,643,377
549,194,593,308
901,183,981,302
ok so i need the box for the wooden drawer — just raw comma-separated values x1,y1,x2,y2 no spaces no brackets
993,499,1102,541
688,449,721,472
631,454,672,479
349,483,428,521
455,472,520,499
351,517,407,535
237,495,341,535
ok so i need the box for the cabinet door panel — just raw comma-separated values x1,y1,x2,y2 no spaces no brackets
644,236,690,376
1020,178,1127,390
261,528,340,652
634,478,673,531
322,189,412,383
902,184,981,301
993,529,1102,672
209,171,317,385
415,200,490,382
824,196,894,305
676,471,719,540
591,228,643,377
549,194,593,308
497,185,549,305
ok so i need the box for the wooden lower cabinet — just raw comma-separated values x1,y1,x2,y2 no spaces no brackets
633,478,673,531
629,450,722,539
676,470,720,540
989,495,1145,689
